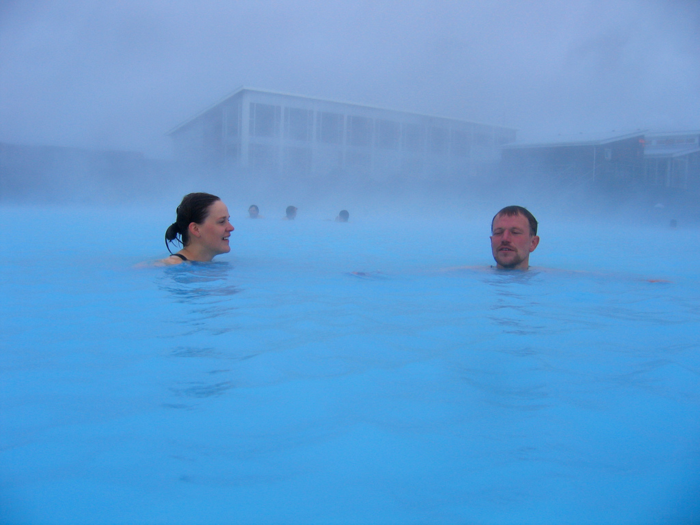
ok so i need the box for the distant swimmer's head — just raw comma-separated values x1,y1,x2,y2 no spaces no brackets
248,205,259,219
490,205,539,270
165,193,234,262
336,210,349,222
285,205,297,220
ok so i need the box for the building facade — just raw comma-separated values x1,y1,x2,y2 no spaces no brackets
500,130,700,192
167,87,517,179
643,131,700,191
500,131,647,185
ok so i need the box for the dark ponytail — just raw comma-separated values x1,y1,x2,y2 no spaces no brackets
165,192,221,254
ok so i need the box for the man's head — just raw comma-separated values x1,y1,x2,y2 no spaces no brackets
248,205,259,218
490,206,539,270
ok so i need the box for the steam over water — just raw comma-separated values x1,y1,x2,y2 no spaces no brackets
2,205,699,524
3,2,700,521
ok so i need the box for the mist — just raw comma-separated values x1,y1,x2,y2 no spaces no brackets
1,0,699,218
3,4,700,521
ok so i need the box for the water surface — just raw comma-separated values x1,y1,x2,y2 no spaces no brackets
2,206,699,524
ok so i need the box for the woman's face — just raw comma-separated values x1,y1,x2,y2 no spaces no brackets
195,200,234,256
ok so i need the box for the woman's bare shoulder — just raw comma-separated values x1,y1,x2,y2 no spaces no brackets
134,256,185,268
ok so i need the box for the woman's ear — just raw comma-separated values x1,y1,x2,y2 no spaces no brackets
188,222,201,238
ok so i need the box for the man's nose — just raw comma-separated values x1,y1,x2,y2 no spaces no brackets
501,230,512,242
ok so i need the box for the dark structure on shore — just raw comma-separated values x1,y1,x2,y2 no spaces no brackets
500,130,700,194
501,131,646,186
643,131,700,192
0,142,172,203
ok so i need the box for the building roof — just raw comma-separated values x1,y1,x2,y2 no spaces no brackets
501,130,646,150
644,130,700,138
644,144,700,158
167,86,517,136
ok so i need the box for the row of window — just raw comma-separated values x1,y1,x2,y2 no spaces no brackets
645,158,688,188
225,102,511,154
226,143,478,173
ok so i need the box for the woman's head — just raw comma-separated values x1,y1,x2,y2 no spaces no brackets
165,193,222,253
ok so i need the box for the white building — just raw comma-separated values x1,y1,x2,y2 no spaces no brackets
167,87,517,179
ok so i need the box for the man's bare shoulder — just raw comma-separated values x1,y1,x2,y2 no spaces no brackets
438,265,496,273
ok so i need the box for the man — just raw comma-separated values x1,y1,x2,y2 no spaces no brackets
490,205,539,270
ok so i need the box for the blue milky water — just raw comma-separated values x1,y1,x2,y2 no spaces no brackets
1,205,699,524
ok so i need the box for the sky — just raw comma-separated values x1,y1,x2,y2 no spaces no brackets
1,0,698,158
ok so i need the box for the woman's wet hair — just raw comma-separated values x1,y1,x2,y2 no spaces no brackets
338,210,349,221
165,192,221,254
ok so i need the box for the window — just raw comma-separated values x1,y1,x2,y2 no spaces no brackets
428,127,449,155
226,104,240,138
345,150,372,171
283,146,312,172
671,158,688,189
249,103,280,138
376,120,400,150
646,159,667,186
347,116,373,147
402,123,423,152
400,157,423,174
284,108,313,142
496,132,514,146
451,130,470,157
203,113,223,146
474,131,491,147
224,143,240,162
248,144,277,169
317,112,344,144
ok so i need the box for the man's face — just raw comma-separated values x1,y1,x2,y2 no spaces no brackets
490,213,540,270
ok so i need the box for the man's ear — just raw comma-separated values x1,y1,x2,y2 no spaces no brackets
529,235,540,252
188,222,200,238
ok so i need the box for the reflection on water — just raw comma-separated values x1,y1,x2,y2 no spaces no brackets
170,380,235,399
158,261,240,302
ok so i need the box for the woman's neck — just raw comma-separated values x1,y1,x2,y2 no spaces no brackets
179,246,215,262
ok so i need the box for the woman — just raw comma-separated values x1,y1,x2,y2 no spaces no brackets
163,193,234,265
